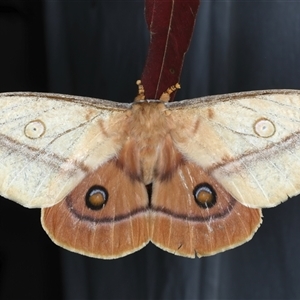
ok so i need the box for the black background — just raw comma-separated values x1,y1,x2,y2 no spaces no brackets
1,1,300,299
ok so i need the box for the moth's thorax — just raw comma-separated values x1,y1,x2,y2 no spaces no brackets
129,101,172,138
120,100,177,184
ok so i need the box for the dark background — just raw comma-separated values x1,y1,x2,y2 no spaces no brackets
1,1,300,299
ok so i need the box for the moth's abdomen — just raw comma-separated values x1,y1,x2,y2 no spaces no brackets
122,101,178,184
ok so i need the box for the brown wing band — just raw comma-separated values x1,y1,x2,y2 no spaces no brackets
151,196,235,222
65,195,149,223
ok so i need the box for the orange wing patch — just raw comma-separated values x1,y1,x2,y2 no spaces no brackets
150,160,262,258
42,159,149,259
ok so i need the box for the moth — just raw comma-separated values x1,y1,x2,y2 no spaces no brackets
0,82,299,259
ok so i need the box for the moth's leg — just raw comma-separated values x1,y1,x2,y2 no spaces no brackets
159,83,181,102
134,80,145,101
134,80,180,102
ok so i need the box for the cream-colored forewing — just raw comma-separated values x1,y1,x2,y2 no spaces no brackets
168,90,300,208
0,92,128,208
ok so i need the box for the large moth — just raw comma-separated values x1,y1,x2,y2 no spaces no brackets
0,84,299,258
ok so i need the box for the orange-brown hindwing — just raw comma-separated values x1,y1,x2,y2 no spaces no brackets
150,159,262,258
41,159,149,259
